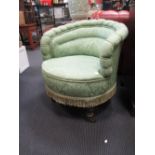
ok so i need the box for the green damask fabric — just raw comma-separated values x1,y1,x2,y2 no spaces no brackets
42,73,110,97
42,55,103,80
41,19,128,97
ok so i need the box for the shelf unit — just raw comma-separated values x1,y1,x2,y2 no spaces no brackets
19,0,42,49
19,0,70,46
37,5,54,30
37,0,70,31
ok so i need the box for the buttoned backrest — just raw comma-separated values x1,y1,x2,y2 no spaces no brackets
40,20,128,60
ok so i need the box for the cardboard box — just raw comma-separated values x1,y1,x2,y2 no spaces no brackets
19,46,30,73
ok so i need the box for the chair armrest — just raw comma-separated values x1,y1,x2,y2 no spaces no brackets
98,42,114,78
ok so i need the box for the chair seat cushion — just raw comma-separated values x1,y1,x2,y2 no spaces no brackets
42,55,103,81
42,55,112,97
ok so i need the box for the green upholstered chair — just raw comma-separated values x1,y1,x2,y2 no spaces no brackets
41,19,128,109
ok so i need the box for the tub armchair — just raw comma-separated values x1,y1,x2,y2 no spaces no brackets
41,20,128,108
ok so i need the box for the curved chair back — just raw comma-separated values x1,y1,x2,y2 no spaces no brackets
41,20,128,60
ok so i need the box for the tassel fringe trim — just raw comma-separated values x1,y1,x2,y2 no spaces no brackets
46,84,116,108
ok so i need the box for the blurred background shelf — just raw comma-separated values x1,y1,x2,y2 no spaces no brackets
19,0,70,49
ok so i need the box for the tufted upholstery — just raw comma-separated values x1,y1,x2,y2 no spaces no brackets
41,19,128,107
